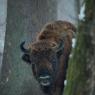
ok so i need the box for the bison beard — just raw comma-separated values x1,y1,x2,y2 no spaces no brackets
20,20,76,95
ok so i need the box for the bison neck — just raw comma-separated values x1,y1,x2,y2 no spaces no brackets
52,37,72,95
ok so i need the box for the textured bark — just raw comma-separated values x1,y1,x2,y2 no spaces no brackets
0,0,57,95
64,0,95,95
84,1,95,94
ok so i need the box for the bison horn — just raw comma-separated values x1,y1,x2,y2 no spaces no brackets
56,41,64,52
51,41,64,52
20,41,30,53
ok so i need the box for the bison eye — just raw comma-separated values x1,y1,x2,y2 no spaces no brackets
22,54,31,64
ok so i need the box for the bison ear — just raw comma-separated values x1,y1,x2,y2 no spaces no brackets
22,54,31,64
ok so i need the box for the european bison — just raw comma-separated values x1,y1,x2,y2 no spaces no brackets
20,20,76,95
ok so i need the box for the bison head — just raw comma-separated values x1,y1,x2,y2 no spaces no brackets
20,40,64,87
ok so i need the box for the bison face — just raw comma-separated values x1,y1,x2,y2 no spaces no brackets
30,50,59,87
20,40,63,87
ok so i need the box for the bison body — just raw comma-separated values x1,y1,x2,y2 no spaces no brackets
20,20,76,95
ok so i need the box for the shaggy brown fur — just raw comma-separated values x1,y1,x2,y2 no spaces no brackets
37,20,76,43
20,20,76,95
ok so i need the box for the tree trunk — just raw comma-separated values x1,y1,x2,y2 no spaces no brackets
64,0,95,95
0,0,57,95
0,0,7,78
57,0,78,25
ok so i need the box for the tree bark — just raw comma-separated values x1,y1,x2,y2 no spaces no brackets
0,0,57,95
64,0,95,95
